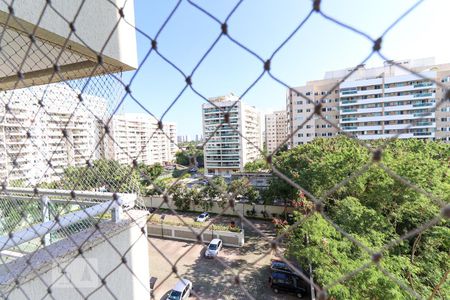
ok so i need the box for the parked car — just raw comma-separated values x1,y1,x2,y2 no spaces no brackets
204,238,222,258
270,259,309,277
168,278,192,300
268,271,306,298
195,212,209,222
271,259,295,273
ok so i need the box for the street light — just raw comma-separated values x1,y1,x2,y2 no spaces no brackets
241,201,244,231
160,214,166,239
211,222,214,240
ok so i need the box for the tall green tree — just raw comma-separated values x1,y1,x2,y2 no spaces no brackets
175,143,204,167
55,159,141,193
277,137,449,299
244,159,269,172
137,163,164,186
228,177,260,203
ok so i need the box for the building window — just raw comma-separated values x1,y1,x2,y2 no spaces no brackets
306,133,311,137
306,125,311,129
298,133,303,137
297,109,303,113
297,101,303,105
306,109,311,112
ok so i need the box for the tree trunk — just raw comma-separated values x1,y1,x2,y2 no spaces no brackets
427,269,449,300
410,232,422,264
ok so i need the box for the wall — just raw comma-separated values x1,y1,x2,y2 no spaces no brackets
0,0,137,90
0,210,150,300
142,196,293,218
147,223,244,247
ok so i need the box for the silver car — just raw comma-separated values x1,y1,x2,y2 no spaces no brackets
168,278,192,300
204,238,222,258
196,212,209,222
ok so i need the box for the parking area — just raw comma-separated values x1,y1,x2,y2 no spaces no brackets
148,219,306,300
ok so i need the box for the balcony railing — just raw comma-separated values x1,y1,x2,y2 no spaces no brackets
0,188,137,252
413,82,433,88
341,90,357,95
412,102,434,107
341,117,357,122
413,112,432,117
341,100,357,104
413,93,433,98
413,132,432,136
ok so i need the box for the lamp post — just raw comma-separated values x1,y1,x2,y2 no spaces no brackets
241,202,244,231
160,214,166,239
41,196,50,246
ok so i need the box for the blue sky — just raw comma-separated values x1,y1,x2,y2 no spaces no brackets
119,0,450,137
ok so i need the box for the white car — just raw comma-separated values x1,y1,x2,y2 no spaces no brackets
205,238,223,258
168,278,192,300
196,212,209,222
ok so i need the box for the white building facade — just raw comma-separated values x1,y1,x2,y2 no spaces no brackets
0,83,108,185
107,114,177,166
202,94,262,175
287,58,450,146
265,110,288,153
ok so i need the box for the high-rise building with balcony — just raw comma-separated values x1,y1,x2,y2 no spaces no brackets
287,58,450,146
287,78,341,146
0,83,108,185
202,94,261,175
107,113,177,166
265,110,288,153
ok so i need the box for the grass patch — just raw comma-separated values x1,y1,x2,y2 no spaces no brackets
148,214,241,232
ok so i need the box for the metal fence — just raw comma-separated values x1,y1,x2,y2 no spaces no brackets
0,0,449,300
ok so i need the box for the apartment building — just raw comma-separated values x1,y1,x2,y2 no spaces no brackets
0,83,108,185
287,58,450,146
202,94,262,175
287,78,341,146
265,110,288,153
107,113,177,165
